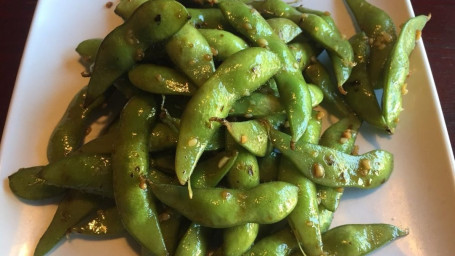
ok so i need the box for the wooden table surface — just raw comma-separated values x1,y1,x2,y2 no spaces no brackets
0,0,454,155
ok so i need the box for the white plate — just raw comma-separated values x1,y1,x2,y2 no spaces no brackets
1,0,454,255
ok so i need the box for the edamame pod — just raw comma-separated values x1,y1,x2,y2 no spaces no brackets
150,181,298,228
242,226,298,256
86,0,189,103
267,17,302,43
8,166,64,200
34,191,100,256
382,15,430,132
72,205,125,237
188,8,233,30
175,223,210,256
322,224,408,255
346,0,398,89
166,23,215,87
271,129,394,189
128,64,197,95
112,95,168,255
198,29,249,61
39,153,113,198
175,47,281,185
220,0,313,145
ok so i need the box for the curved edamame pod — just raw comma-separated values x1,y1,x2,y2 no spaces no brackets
344,32,387,130
8,166,64,200
220,0,313,146
175,223,211,256
112,95,168,255
382,15,430,133
242,226,298,256
271,128,394,189
166,23,216,87
40,153,114,198
47,86,106,162
75,38,102,69
322,224,408,255
198,28,249,61
114,0,148,20
190,150,239,188
72,205,125,237
128,64,197,95
346,0,398,89
34,191,101,256
228,92,284,118
175,47,281,185
188,8,233,30
304,60,353,118
86,0,189,104
150,181,298,228
267,17,302,43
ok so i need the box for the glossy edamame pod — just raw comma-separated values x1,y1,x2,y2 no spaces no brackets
198,29,249,61
75,38,102,69
188,8,233,30
382,15,430,133
258,150,281,182
228,92,284,118
47,86,106,162
85,0,189,104
288,40,319,71
219,0,313,145
158,207,184,255
344,32,387,130
72,205,125,237
242,226,298,256
267,17,302,43
322,224,408,255
298,110,322,145
190,150,239,188
225,119,269,157
114,0,148,20
175,223,210,256
318,205,334,233
278,158,323,256
317,116,361,213
304,61,352,118
175,47,281,185
271,128,394,189
112,95,168,255
346,0,398,89
34,191,100,256
8,166,64,200
213,140,260,255
128,64,197,95
165,23,215,87
39,153,114,198
150,181,298,228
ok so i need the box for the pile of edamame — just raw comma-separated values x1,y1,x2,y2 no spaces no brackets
8,0,429,255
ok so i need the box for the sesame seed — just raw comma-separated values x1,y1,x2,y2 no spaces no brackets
312,163,325,178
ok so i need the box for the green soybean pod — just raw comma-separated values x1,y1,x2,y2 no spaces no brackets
288,40,319,71
114,0,148,20
175,223,210,256
382,15,430,133
242,226,298,256
267,17,302,43
271,128,394,189
344,32,387,130
175,47,281,185
112,95,168,255
226,119,269,157
165,23,216,87
219,0,313,145
47,86,106,162
72,205,125,237
128,64,197,95
345,0,398,89
318,205,334,233
188,8,233,30
278,158,323,256
322,224,408,255
304,61,353,118
75,38,102,67
34,191,100,256
228,92,284,118
85,0,189,103
39,153,114,198
8,166,64,200
158,207,184,255
150,181,298,228
198,29,249,61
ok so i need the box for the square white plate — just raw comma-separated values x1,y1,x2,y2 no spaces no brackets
1,0,454,255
